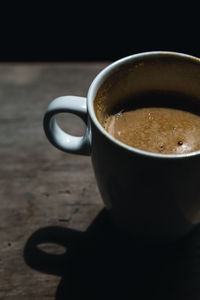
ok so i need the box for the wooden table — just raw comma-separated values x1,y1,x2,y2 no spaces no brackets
0,63,106,299
1,63,200,300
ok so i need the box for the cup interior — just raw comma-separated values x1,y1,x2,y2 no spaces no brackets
92,52,200,125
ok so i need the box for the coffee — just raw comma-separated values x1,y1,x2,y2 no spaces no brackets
95,91,200,154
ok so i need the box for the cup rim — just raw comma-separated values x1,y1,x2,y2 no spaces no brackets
87,51,200,159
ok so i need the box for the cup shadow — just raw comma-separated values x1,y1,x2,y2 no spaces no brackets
24,208,200,300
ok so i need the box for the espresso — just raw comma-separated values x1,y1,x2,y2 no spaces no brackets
98,92,200,154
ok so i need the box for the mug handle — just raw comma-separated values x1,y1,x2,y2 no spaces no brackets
43,96,91,155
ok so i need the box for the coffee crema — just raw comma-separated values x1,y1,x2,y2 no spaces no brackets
95,91,200,155
104,107,200,154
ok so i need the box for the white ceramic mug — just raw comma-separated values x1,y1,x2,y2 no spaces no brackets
44,51,200,241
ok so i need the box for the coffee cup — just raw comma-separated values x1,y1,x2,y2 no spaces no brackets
43,51,200,241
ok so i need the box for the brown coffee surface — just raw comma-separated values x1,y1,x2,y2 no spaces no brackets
104,107,200,154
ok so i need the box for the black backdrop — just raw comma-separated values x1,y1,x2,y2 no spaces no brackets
0,5,199,62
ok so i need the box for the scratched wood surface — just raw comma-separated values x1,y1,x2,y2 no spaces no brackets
0,63,107,299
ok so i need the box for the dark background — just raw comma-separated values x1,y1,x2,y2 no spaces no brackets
0,5,199,62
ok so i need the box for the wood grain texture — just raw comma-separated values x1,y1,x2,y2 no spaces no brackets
0,63,107,299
